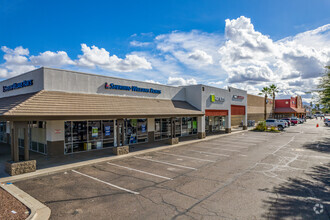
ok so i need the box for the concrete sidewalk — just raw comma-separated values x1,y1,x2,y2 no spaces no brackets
0,129,251,183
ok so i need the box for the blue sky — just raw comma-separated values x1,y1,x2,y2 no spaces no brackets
1,0,330,102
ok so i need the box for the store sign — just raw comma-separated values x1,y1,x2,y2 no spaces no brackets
210,94,225,103
232,95,245,100
92,127,98,137
3,79,33,92
105,126,111,136
141,124,146,133
105,83,161,94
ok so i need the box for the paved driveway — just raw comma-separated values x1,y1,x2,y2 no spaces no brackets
15,119,330,220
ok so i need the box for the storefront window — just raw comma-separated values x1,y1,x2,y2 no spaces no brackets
155,117,197,140
88,121,102,150
65,120,115,154
137,119,148,143
29,121,47,154
155,119,161,140
0,121,7,143
102,120,114,148
126,119,138,144
161,118,171,139
175,118,181,137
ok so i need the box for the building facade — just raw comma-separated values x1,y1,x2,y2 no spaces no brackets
274,96,306,118
247,94,273,122
0,67,247,160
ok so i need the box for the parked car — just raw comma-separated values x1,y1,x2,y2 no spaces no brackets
282,118,292,126
277,120,289,128
265,119,286,131
290,117,299,125
298,118,304,124
325,118,330,127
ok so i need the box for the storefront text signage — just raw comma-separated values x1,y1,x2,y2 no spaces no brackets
105,83,161,94
3,80,33,92
105,126,111,136
210,94,225,103
232,95,244,100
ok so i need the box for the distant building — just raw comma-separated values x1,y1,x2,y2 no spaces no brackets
304,105,312,117
274,96,306,118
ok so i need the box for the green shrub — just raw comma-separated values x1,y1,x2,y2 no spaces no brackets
255,121,267,131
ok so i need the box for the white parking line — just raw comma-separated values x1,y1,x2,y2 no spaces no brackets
213,140,258,145
71,170,139,194
188,150,230,157
206,143,249,148
156,152,216,162
134,156,197,170
192,145,241,152
107,162,173,180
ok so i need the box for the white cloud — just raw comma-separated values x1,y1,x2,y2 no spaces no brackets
155,30,222,70
188,50,213,65
30,51,75,67
167,76,197,86
77,44,152,72
218,16,330,101
130,41,151,47
145,79,161,84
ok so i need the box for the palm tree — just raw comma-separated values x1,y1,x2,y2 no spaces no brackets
269,84,279,118
259,87,271,120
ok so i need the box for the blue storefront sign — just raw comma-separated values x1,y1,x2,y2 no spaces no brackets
105,83,161,94
3,79,33,92
105,126,111,136
141,124,146,133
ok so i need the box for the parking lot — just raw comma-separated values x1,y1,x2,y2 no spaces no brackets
15,119,330,220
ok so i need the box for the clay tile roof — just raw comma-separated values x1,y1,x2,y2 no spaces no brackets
0,91,203,120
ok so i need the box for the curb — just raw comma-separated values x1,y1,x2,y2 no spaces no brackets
0,184,51,220
0,129,251,183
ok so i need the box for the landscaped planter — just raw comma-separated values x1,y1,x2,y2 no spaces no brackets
167,138,179,145
5,160,36,176
112,146,129,155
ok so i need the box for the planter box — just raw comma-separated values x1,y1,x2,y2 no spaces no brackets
112,146,129,155
167,138,179,145
5,160,36,176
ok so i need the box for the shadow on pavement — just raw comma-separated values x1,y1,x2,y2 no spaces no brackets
261,162,330,219
302,137,330,153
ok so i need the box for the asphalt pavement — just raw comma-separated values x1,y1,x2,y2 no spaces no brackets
14,119,330,220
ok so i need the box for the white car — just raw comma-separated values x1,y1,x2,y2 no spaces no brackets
277,120,289,128
266,119,286,131
325,118,330,127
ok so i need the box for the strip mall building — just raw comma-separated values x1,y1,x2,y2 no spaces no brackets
0,67,248,162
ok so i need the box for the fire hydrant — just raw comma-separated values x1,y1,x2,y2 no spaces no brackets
316,124,319,128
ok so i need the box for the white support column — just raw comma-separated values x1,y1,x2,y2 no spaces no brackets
243,106,248,130
225,108,232,133
197,116,205,139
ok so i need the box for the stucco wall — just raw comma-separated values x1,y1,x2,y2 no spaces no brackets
43,67,186,101
0,68,44,98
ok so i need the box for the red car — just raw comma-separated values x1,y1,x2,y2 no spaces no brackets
290,117,299,125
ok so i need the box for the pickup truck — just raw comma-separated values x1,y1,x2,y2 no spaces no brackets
265,119,286,131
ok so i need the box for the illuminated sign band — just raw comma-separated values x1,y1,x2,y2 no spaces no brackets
3,80,33,92
210,94,225,103
233,95,244,100
105,83,161,94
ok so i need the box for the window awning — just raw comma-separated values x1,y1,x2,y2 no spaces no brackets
0,91,204,120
